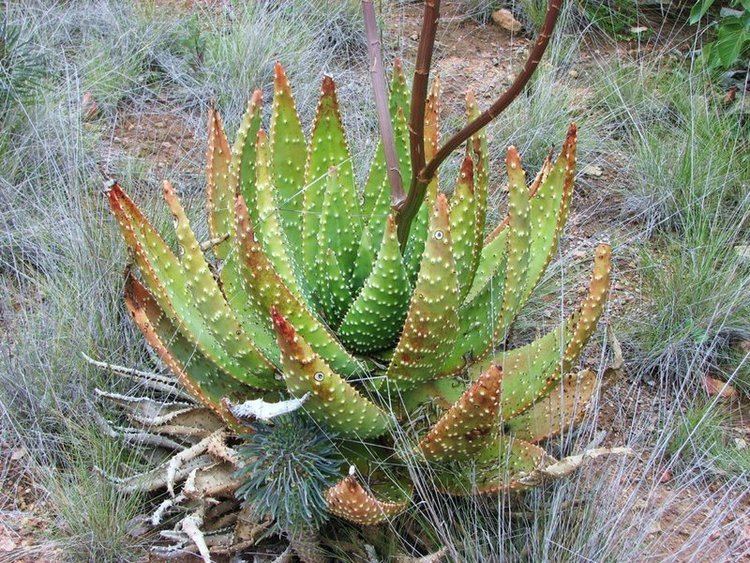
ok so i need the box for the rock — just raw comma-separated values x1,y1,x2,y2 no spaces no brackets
81,91,99,121
568,69,579,79
735,437,747,450
702,375,738,399
492,9,522,33
630,27,649,34
410,33,419,42
582,164,603,177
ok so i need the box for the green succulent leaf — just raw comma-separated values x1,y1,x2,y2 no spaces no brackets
231,91,263,234
449,155,478,300
498,146,532,333
251,130,306,301
163,181,278,385
386,194,460,390
403,78,440,284
302,76,362,284
419,364,503,462
465,91,489,286
272,309,389,439
123,274,255,428
506,369,599,443
108,183,278,389
234,194,365,378
269,63,307,254
470,243,612,418
318,247,354,330
520,124,577,305
206,107,235,260
339,215,412,354
433,435,554,495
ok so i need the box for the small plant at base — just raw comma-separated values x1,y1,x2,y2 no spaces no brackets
235,415,344,535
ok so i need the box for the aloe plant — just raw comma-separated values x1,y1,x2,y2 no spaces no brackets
95,1,629,559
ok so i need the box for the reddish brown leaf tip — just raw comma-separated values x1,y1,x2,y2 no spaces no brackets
594,242,611,261
274,61,285,79
436,192,449,212
256,129,268,143
394,57,403,73
251,89,263,105
506,145,521,166
565,123,578,148
321,75,336,96
270,308,295,342
162,179,176,197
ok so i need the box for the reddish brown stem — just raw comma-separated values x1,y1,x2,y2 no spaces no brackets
396,0,563,245
362,0,404,204
405,0,439,199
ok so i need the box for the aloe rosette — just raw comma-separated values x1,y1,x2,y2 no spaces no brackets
100,62,620,550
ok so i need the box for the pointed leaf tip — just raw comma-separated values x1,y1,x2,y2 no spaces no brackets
460,154,474,191
506,145,521,167
270,307,295,343
321,75,336,95
325,474,408,525
273,61,285,78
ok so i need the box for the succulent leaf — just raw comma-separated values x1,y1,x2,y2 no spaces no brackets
108,183,277,388
419,365,503,462
465,91,488,284
424,76,440,162
217,256,280,366
449,155,478,299
235,195,365,378
563,243,612,365
230,91,263,232
352,225,377,293
506,369,598,443
271,310,389,439
434,435,554,495
403,78,440,283
339,216,411,354
498,146,531,334
471,243,612,418
386,194,459,390
318,247,354,329
325,471,408,525
302,76,362,283
163,181,277,386
389,58,411,121
269,63,307,254
206,107,234,259
362,59,411,219
253,130,306,300
439,146,533,376
520,124,577,304
123,274,250,427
